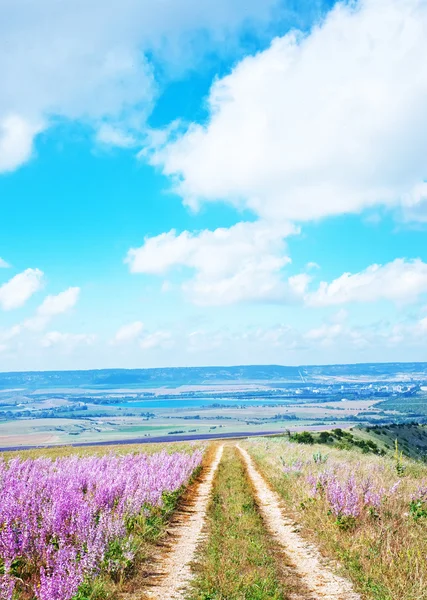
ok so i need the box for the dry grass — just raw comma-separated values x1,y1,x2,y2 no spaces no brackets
243,437,427,600
0,440,204,461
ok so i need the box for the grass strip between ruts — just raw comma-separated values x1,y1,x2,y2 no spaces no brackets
188,444,288,600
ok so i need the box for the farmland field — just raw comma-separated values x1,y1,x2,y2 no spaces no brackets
1,363,425,449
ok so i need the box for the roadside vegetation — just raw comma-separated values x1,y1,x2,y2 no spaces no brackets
189,445,297,600
0,447,205,600
289,428,385,455
288,423,427,462
362,423,427,460
244,437,427,600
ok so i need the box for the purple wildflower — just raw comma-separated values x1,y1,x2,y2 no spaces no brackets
326,475,361,518
0,449,203,599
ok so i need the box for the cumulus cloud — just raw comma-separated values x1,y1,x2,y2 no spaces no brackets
0,268,43,310
113,321,144,344
308,259,427,306
153,0,427,222
139,331,174,350
37,287,80,318
126,220,304,305
96,124,137,148
127,220,427,308
41,331,96,349
0,116,42,172
112,322,173,350
402,181,427,221
24,287,81,331
184,319,383,356
0,324,22,344
305,321,372,349
0,0,280,172
0,285,82,360
0,257,10,268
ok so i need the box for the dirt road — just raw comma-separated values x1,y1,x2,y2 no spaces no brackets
238,444,361,600
144,444,224,599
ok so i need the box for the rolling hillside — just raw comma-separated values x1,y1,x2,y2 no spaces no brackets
2,433,427,599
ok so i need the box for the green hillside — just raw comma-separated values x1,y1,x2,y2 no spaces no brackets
286,423,427,462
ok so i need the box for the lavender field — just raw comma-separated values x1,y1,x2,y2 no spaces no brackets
0,449,203,600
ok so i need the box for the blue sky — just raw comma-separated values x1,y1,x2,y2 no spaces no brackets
1,0,427,371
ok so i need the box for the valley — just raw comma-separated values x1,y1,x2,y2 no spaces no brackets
1,363,426,449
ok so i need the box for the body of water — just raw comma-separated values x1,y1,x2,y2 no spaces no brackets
110,397,292,410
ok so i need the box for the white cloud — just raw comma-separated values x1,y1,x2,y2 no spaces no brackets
0,0,279,172
187,329,229,352
308,259,427,306
0,324,23,344
0,257,10,268
402,181,427,221
139,331,173,350
0,285,81,351
154,0,427,222
305,321,371,349
96,124,137,148
126,220,303,305
41,331,96,349
0,115,42,172
0,268,43,310
331,308,348,323
23,286,81,331
377,316,427,346
305,322,343,341
127,216,427,307
112,323,173,350
0,286,82,356
37,287,80,318
113,321,144,344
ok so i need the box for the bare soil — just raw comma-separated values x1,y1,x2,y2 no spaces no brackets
141,444,224,599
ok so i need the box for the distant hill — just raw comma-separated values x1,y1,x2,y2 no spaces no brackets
0,365,301,389
0,362,427,390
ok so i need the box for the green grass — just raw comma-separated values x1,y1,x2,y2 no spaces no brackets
288,427,385,456
188,445,288,600
244,437,427,600
115,425,174,433
362,423,427,460
286,423,427,462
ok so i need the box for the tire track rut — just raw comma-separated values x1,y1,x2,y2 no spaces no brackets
143,444,223,600
237,444,361,600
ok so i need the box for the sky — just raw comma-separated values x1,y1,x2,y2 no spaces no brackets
1,0,427,371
